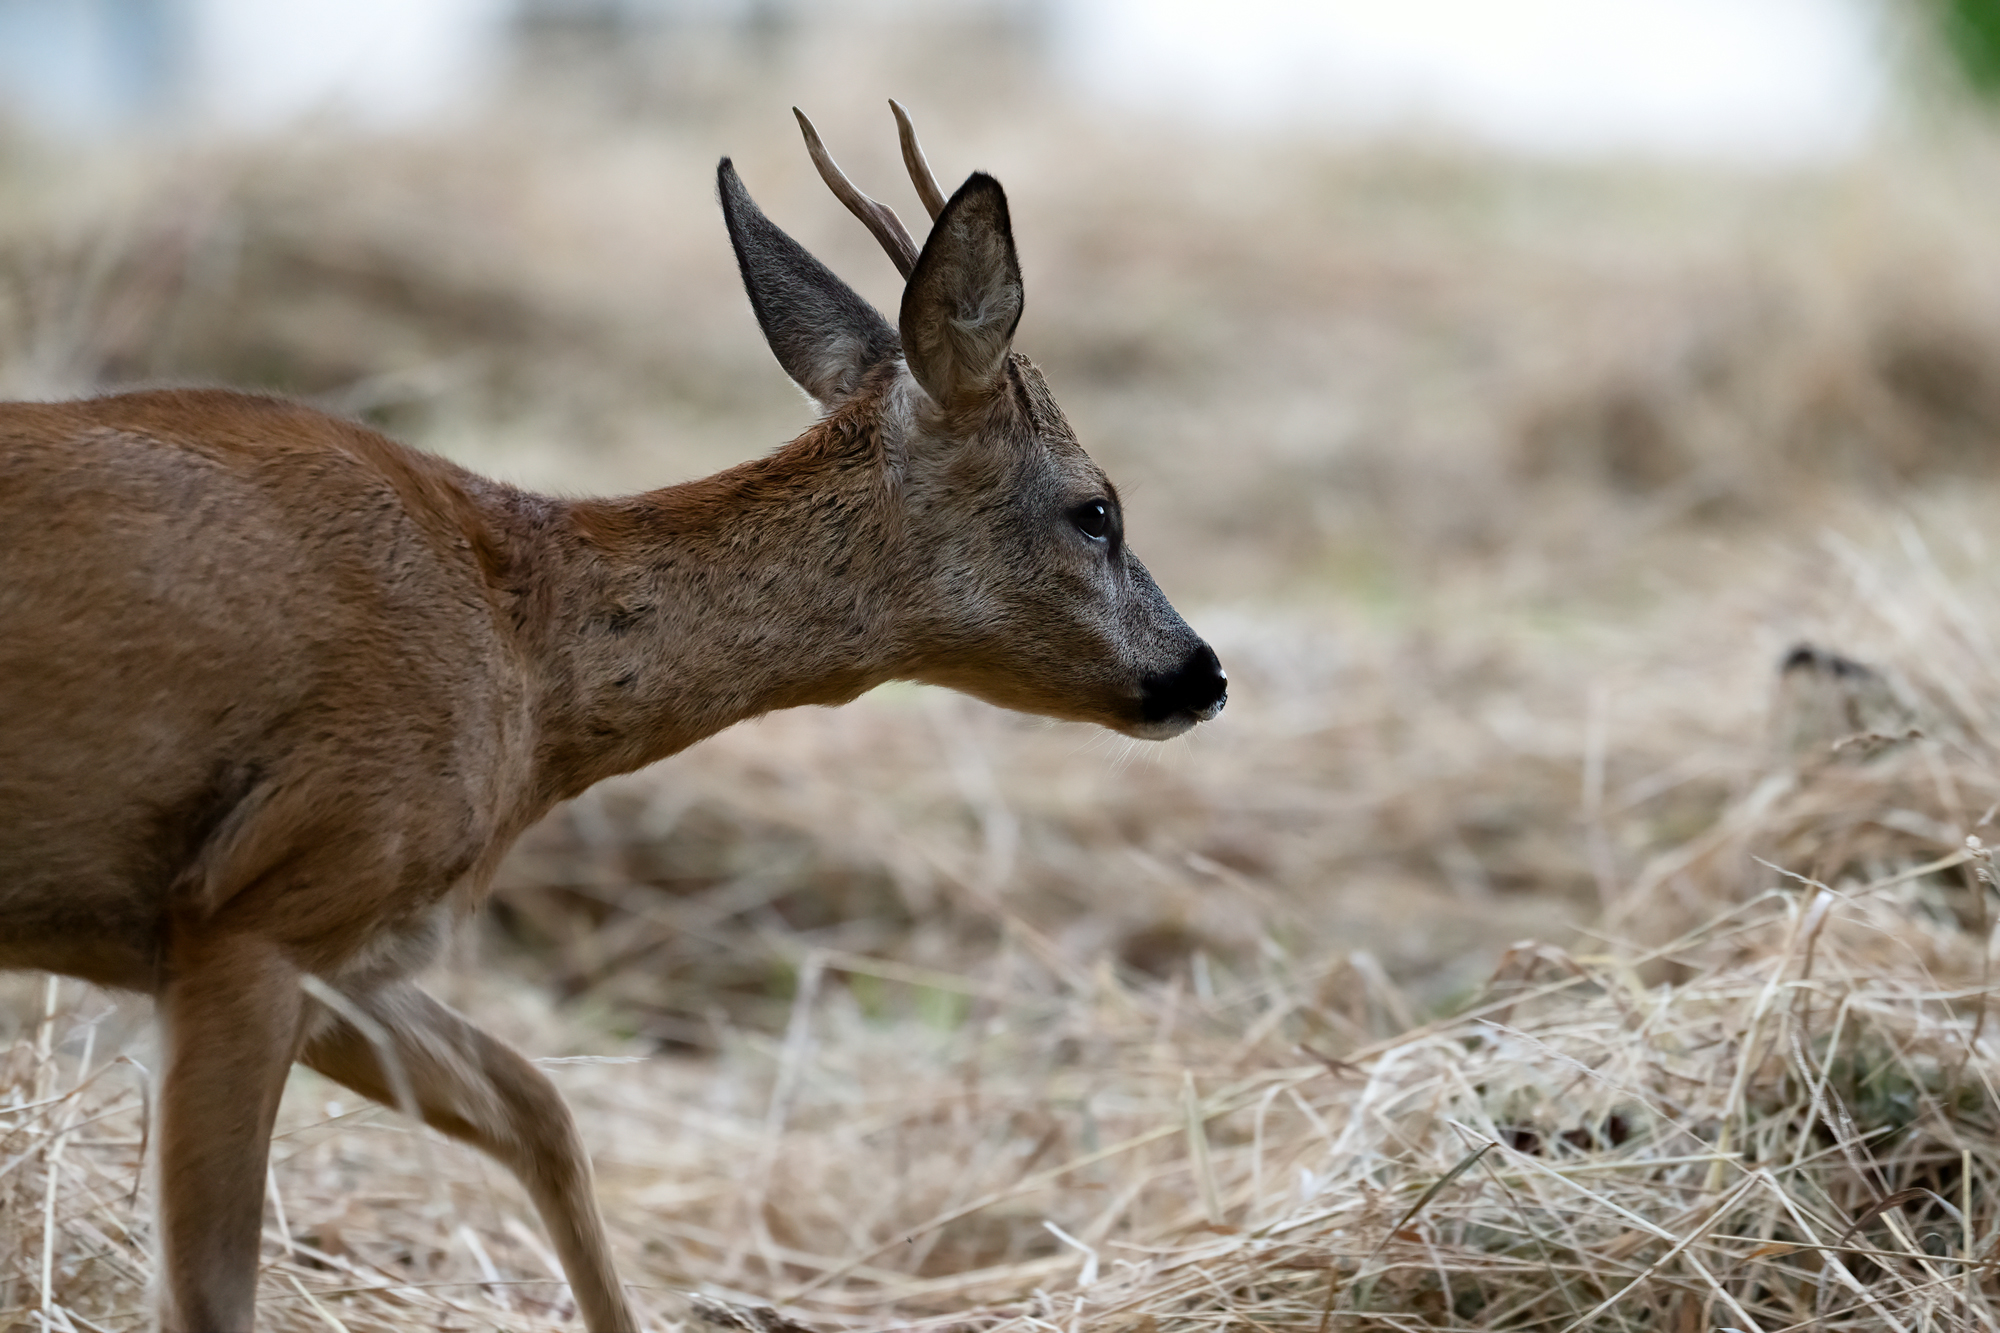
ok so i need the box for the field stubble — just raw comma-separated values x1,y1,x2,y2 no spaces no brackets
6,54,2000,1330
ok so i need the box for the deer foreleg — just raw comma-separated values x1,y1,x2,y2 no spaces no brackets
155,931,305,1333
298,980,635,1332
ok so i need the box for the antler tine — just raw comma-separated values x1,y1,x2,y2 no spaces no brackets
889,99,947,222
793,106,919,280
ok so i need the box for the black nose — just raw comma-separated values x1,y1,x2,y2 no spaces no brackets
1141,642,1228,724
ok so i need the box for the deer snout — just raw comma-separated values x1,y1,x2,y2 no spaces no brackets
1136,642,1228,737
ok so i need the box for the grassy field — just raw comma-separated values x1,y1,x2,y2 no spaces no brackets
6,23,2000,1330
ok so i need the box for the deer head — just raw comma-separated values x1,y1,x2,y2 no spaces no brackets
715,103,1226,740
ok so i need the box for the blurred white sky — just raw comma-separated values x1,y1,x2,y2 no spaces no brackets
1064,0,1887,159
0,0,1889,159
184,0,502,127
0,0,506,131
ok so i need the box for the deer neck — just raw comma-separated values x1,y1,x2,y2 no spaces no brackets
509,406,908,801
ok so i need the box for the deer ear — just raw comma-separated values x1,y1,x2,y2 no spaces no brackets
899,173,1022,411
718,158,900,406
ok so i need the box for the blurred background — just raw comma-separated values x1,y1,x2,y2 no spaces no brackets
8,3,2000,1325
0,0,1901,150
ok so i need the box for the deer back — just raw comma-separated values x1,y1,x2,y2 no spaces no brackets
0,391,539,988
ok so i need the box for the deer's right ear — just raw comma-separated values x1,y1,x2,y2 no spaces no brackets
718,158,900,407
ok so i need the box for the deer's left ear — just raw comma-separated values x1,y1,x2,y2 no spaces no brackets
719,158,900,406
899,173,1023,411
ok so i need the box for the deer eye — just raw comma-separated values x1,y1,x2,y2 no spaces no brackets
1072,499,1112,541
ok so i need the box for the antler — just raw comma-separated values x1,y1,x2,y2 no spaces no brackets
793,107,920,279
890,99,947,222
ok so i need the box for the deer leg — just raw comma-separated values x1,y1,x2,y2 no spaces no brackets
298,980,635,1332
155,931,304,1333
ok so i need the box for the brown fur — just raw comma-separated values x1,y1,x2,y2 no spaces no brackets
0,126,1217,1332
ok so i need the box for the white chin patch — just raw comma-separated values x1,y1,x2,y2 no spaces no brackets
1129,715,1197,741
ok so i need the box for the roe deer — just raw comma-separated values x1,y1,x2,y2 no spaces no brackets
0,103,1226,1332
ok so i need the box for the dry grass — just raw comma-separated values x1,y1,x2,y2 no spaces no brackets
8,673,2000,1330
8,16,2000,1329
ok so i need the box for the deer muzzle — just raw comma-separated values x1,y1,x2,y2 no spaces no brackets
1136,642,1228,737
